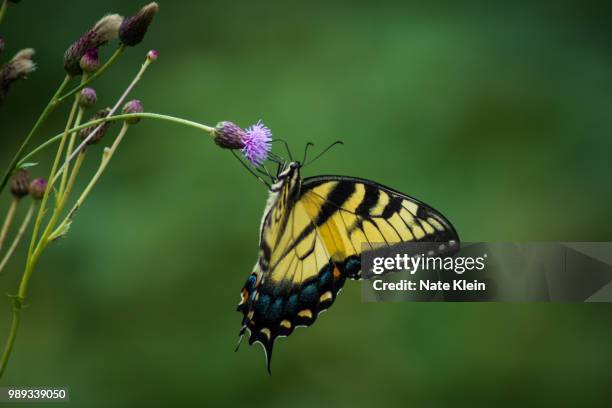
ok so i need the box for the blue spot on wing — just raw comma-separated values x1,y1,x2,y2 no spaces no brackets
266,297,284,321
299,284,318,305
285,294,298,315
256,294,270,314
318,265,331,289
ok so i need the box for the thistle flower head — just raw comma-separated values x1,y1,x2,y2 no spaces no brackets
80,108,112,145
63,14,123,76
79,48,100,73
242,121,272,166
79,87,97,109
119,2,159,46
10,170,30,199
29,178,48,201
122,99,143,124
0,48,36,105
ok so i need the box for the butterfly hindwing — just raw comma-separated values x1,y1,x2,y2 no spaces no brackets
236,171,459,372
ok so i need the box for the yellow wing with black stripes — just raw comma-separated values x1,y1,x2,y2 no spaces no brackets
236,173,459,372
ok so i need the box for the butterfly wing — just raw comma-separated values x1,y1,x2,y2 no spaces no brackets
300,176,460,277
237,175,459,372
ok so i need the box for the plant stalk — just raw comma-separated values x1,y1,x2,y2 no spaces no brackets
0,198,19,252
19,112,216,167
0,201,35,274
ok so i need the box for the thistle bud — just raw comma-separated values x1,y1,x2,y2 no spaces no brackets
213,121,246,150
80,108,112,145
119,3,159,47
64,14,123,76
122,99,143,124
10,170,30,199
79,48,100,73
0,48,36,105
29,178,48,201
79,87,97,109
147,49,158,62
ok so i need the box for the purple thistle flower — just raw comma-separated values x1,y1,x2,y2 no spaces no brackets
242,120,272,166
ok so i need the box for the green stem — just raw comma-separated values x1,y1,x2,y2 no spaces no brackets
0,198,18,252
56,91,81,199
55,124,129,235
56,46,125,105
18,112,215,167
27,100,79,265
0,296,21,378
0,82,79,378
0,238,42,378
60,107,84,197
0,201,35,274
58,74,88,198
0,0,7,25
45,150,86,242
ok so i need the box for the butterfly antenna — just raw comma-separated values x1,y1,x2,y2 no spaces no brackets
258,164,275,183
230,150,272,189
268,152,286,165
302,142,314,164
302,140,344,167
271,139,293,162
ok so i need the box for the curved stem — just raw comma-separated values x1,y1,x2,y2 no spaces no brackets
0,201,35,274
56,46,125,104
18,112,216,167
0,76,72,196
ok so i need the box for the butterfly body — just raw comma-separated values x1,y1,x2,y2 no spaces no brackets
236,161,459,372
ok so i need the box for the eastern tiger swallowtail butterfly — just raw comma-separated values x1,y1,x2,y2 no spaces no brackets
235,159,459,372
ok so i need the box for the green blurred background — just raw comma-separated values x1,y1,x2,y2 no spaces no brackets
1,0,612,406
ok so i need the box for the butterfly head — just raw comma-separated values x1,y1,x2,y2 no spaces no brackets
271,161,301,194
